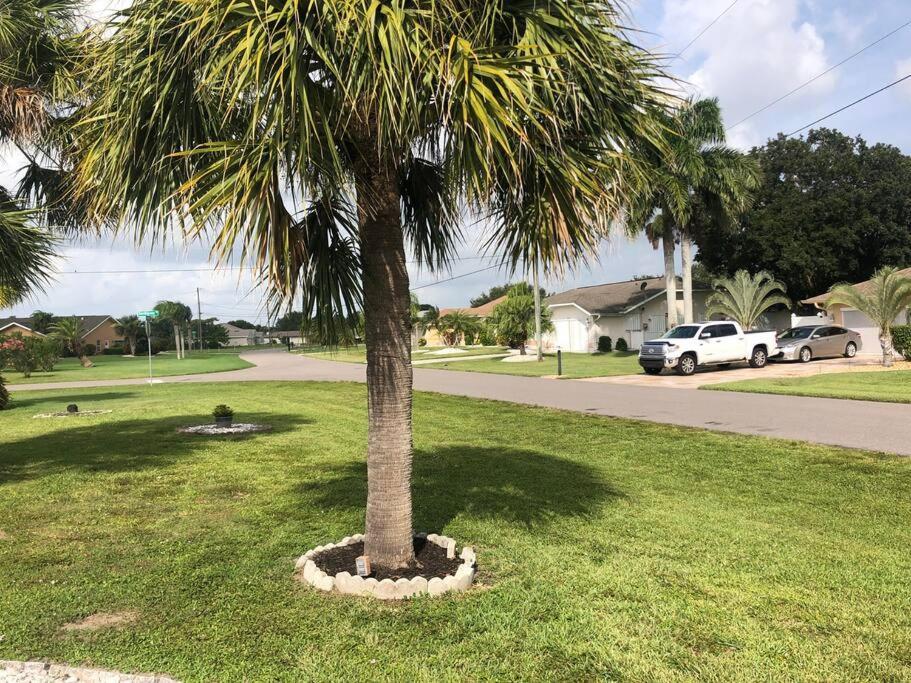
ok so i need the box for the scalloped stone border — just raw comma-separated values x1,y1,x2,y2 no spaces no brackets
294,533,476,600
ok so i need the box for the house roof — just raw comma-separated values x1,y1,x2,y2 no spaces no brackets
802,267,911,306
220,323,257,336
546,277,694,316
0,320,43,336
0,315,118,337
439,294,508,318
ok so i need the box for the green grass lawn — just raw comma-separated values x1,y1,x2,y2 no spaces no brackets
299,345,507,364
2,351,254,385
436,350,641,378
2,382,908,680
707,369,911,404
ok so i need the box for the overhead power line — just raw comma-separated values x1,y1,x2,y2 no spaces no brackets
411,264,501,291
786,73,911,137
674,0,741,58
730,18,911,130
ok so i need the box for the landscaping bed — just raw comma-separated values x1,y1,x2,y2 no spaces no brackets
1,382,909,680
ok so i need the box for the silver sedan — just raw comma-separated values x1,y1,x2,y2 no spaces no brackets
776,325,862,362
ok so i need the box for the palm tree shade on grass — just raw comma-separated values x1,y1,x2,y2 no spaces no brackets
827,266,911,367
705,270,790,330
73,0,667,569
629,98,759,326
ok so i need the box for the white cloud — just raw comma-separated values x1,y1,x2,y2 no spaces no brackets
660,0,835,148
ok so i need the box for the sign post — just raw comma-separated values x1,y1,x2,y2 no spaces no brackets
138,310,160,384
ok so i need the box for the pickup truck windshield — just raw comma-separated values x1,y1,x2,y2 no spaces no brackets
663,325,700,339
779,327,814,341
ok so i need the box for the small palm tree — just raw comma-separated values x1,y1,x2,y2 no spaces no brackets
435,311,480,347
706,270,790,330
489,285,553,355
827,267,911,367
30,309,54,334
114,315,143,355
154,301,192,359
52,315,91,367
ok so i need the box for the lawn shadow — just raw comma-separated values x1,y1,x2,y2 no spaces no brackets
4,392,141,410
296,445,622,532
0,411,310,485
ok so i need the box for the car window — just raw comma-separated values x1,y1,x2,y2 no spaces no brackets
664,325,700,339
829,327,846,336
779,327,814,340
717,324,738,337
700,325,720,338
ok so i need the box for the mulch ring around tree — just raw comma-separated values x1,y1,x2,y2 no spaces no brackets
32,410,113,419
176,423,272,436
313,538,461,582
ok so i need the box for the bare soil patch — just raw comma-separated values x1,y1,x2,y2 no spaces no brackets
61,610,139,632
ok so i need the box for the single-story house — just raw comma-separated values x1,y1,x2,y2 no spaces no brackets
422,295,507,346
0,315,123,350
802,267,911,355
271,330,308,346
544,277,711,352
220,323,265,347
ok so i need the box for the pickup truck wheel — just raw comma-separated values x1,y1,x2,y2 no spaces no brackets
844,342,857,358
799,346,812,363
643,367,663,376
676,353,697,376
749,346,768,368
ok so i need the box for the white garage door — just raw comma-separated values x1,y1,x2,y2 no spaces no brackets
554,316,590,353
842,309,903,355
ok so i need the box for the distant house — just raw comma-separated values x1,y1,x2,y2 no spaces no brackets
545,277,711,352
220,323,264,347
422,295,507,346
802,267,911,355
0,315,123,350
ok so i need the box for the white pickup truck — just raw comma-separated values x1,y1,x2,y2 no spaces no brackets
638,322,779,376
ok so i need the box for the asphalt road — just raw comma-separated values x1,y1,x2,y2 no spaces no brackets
10,349,911,456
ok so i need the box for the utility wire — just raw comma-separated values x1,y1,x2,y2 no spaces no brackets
674,0,741,59
411,264,501,291
730,18,911,130
786,74,911,137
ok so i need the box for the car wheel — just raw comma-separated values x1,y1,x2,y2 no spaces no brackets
676,353,697,376
799,346,812,363
844,342,857,358
749,346,768,368
643,367,663,376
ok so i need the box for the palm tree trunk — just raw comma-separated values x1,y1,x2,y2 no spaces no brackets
356,159,415,571
173,324,181,359
881,331,894,367
663,224,677,328
681,233,694,324
533,257,543,361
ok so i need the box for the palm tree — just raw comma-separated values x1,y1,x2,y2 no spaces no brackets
435,311,480,347
115,315,144,355
705,270,790,330
489,284,553,355
30,310,54,334
154,301,192,359
628,98,759,326
51,315,91,366
73,0,667,570
827,267,911,367
0,192,56,307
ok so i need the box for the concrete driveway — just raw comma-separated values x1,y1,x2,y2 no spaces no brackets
589,356,906,389
9,349,911,456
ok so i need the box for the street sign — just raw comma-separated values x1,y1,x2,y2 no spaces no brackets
138,310,160,319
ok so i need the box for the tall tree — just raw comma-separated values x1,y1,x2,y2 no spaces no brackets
30,310,54,333
695,129,911,303
51,315,90,366
827,267,911,367
629,98,759,325
154,301,192,359
73,0,666,570
705,270,790,330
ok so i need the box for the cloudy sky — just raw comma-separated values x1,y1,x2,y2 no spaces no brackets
3,0,910,324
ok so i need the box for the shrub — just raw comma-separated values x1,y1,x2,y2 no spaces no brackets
597,335,612,353
34,337,62,372
477,322,498,346
0,334,56,377
102,347,125,355
82,343,97,357
135,338,162,355
892,325,911,360
212,404,234,418
615,337,629,352
0,374,8,410
417,337,427,347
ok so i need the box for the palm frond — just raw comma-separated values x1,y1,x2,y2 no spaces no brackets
0,188,57,307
